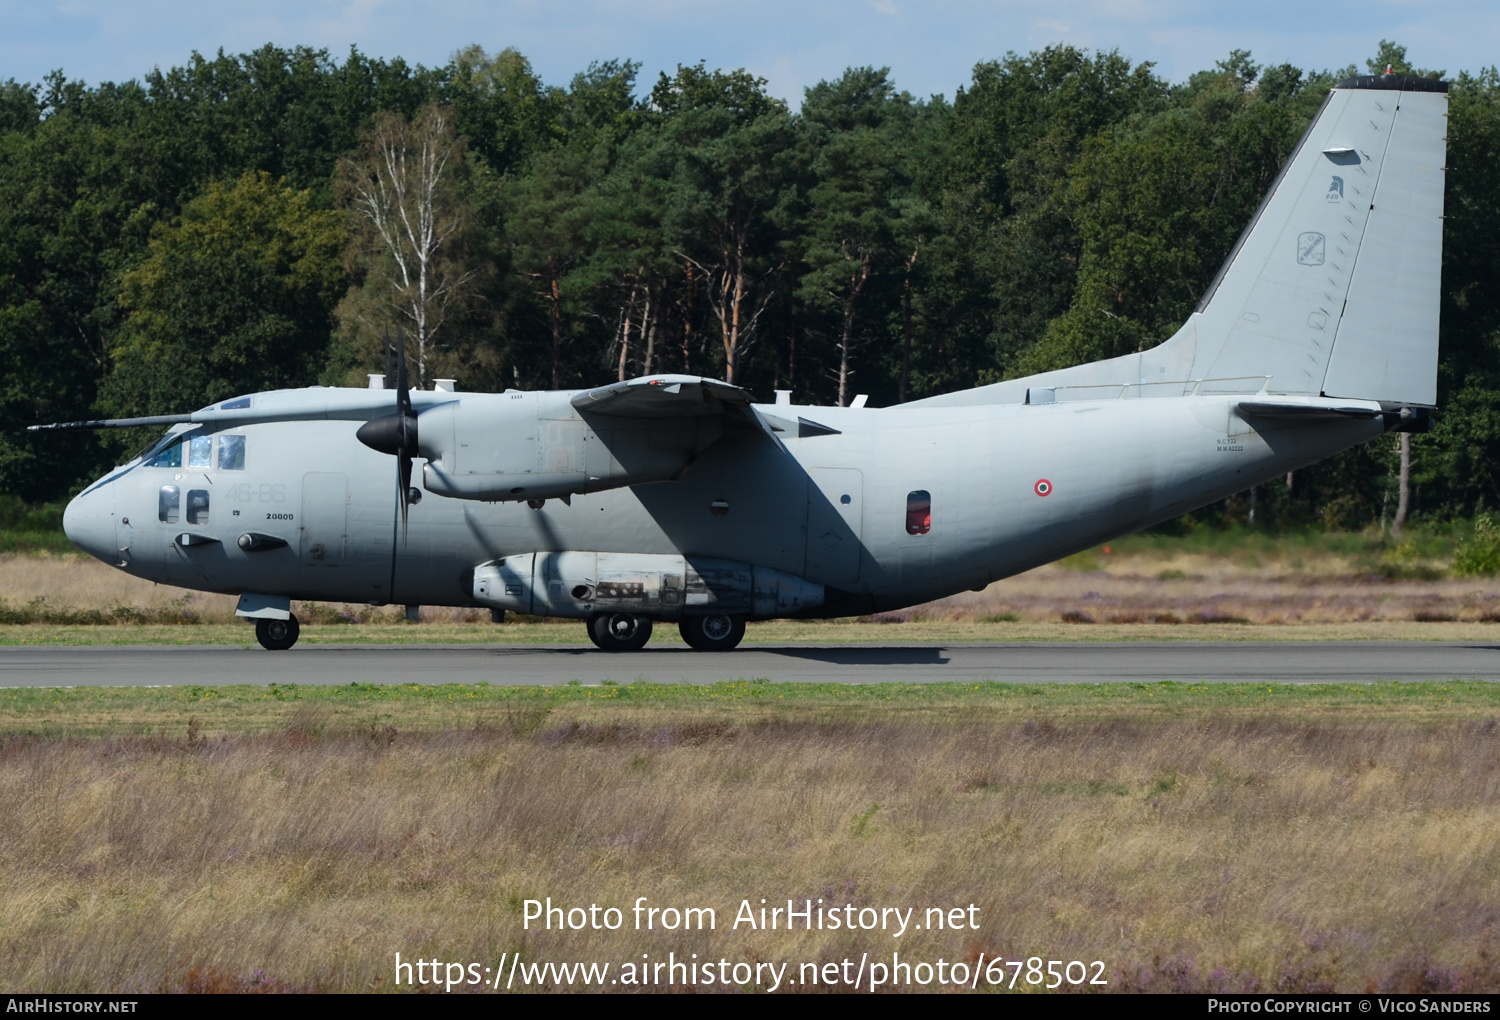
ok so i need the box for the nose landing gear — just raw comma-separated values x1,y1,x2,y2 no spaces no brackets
255,614,301,651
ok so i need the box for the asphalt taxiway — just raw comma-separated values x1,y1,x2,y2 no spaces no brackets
3,641,1499,687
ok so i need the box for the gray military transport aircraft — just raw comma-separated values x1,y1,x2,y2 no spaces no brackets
36,73,1447,651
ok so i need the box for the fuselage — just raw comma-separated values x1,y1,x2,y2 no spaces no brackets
63,387,1383,618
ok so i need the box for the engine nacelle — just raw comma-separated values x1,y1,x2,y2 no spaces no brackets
472,552,825,620
416,392,722,502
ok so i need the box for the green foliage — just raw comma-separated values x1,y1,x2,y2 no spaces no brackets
1365,40,1445,80
0,495,70,553
631,76,797,383
102,172,345,424
1420,68,1500,515
1018,67,1307,374
797,68,926,402
648,62,782,119
496,140,607,388
448,46,565,173
0,37,1496,539
1454,514,1500,576
0,494,62,532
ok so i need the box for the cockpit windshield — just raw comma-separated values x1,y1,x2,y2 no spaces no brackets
140,427,246,470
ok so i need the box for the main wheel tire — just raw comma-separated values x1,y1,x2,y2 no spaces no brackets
255,614,300,651
679,613,746,651
589,613,652,652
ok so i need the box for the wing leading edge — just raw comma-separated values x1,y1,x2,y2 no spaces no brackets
572,375,779,440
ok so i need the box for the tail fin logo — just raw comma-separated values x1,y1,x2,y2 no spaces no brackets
1326,176,1344,202
1297,232,1326,266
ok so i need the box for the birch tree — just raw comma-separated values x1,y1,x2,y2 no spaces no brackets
337,104,476,388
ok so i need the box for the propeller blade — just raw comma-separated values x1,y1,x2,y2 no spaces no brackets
354,323,420,544
396,324,413,543
397,449,412,539
396,324,411,419
383,325,393,391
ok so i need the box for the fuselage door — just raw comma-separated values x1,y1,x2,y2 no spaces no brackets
300,472,349,566
806,467,864,584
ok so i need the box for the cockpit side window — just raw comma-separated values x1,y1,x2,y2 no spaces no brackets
159,485,180,524
188,435,212,468
906,490,932,535
218,435,245,471
146,443,182,468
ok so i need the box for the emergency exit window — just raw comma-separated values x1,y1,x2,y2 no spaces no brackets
218,435,245,470
906,490,931,535
159,485,180,524
186,489,209,525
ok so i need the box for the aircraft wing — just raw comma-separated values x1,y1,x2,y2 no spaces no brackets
571,375,775,439
573,375,753,418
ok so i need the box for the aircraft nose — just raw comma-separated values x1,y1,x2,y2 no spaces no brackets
64,483,119,565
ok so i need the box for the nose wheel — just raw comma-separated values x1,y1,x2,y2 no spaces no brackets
255,614,300,651
588,613,653,651
679,613,746,651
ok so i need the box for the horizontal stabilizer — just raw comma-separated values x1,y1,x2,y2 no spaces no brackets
1238,398,1382,420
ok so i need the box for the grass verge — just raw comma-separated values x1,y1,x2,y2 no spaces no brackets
4,678,1498,738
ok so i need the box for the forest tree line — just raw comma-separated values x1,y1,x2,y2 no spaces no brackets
2,39,1499,532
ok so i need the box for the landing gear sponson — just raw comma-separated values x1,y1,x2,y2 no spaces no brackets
474,553,817,654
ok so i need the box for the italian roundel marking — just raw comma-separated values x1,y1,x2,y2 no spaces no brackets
1034,479,1052,497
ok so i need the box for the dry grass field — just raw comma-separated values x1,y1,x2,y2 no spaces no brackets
6,537,1499,994
3,681,1499,993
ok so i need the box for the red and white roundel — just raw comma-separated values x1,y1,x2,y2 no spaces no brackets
1034,478,1053,497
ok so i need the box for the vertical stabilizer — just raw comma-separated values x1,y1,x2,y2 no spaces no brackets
1319,80,1447,406
1186,75,1447,404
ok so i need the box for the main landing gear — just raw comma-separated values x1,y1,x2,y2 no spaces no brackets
255,614,300,651
582,612,748,651
679,613,746,652
587,612,653,651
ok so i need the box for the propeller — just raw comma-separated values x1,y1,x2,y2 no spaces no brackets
356,325,419,541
